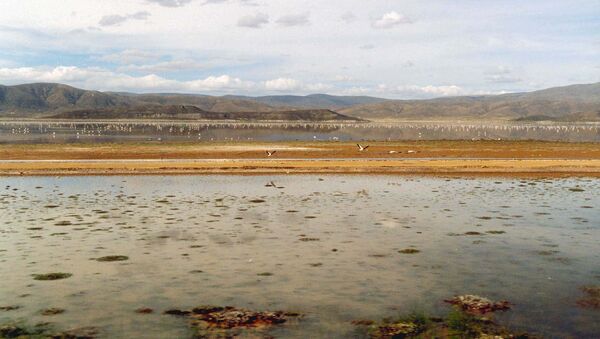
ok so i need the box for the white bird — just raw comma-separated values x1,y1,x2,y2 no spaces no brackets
266,150,277,157
388,150,399,154
407,150,417,154
357,144,369,151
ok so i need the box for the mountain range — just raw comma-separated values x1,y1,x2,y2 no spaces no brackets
340,83,600,121
1,82,599,121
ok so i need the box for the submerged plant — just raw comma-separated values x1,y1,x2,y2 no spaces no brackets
398,248,420,254
96,255,129,262
32,272,72,281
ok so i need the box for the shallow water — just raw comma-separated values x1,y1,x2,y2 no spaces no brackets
2,120,599,143
0,175,599,338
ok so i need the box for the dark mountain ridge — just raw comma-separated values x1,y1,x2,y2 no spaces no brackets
1,82,600,121
340,82,600,121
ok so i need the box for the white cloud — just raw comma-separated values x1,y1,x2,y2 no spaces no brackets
276,12,310,27
99,11,150,27
340,11,357,23
264,77,300,91
118,59,207,72
408,85,464,96
389,85,465,97
146,0,194,7
0,1,596,97
237,13,269,28
0,66,247,92
372,11,412,29
486,75,522,83
484,66,522,83
186,75,253,91
341,87,372,96
333,75,354,82
0,65,329,95
202,0,259,6
98,49,160,64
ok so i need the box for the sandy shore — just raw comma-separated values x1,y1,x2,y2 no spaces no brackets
1,141,599,176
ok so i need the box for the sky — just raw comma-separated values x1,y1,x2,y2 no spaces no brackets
0,0,598,99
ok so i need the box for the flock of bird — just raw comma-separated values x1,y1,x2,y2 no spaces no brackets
264,144,418,157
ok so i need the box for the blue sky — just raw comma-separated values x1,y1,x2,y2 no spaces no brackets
0,0,598,98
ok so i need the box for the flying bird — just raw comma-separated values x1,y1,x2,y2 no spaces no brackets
266,151,277,157
357,144,369,151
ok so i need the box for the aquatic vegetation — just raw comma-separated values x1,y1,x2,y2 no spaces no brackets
577,286,600,309
135,308,154,314
257,272,273,276
95,255,129,262
164,309,191,316
41,308,65,316
0,323,48,338
298,237,320,242
32,272,72,281
486,230,506,234
444,295,511,315
0,321,96,339
355,307,536,339
536,250,559,256
55,326,98,338
165,305,301,337
0,306,20,311
369,321,419,338
249,199,266,203
398,249,420,254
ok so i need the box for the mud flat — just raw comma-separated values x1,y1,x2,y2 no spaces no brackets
1,141,600,176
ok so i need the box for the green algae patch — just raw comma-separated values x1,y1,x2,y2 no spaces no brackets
96,255,129,262
257,272,273,276
41,308,65,316
32,272,72,281
398,248,420,254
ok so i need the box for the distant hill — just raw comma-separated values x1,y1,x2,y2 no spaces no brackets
0,83,279,118
224,94,387,109
2,82,600,122
340,83,600,121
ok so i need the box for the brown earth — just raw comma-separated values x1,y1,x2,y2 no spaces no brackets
2,141,600,160
1,141,599,176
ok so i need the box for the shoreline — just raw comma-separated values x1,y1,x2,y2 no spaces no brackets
2,141,599,177
2,159,600,177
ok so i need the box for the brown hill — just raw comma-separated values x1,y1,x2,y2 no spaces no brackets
0,83,279,118
340,83,600,121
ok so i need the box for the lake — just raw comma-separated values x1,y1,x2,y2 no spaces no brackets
1,120,599,143
1,175,599,338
